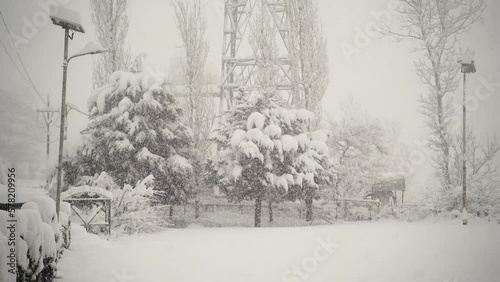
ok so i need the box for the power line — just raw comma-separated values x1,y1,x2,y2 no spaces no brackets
0,38,33,88
0,9,47,105
68,106,89,117
0,88,47,129
0,88,23,110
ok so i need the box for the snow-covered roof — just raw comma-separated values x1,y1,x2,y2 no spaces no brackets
62,185,113,200
372,177,406,192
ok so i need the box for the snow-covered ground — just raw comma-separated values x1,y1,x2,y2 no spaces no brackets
58,219,500,282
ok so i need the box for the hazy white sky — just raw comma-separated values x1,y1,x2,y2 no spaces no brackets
1,0,499,194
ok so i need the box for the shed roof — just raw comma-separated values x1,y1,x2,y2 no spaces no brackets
372,178,406,192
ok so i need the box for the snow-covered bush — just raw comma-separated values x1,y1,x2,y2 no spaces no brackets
0,183,68,281
29,197,62,252
407,130,500,220
78,171,166,235
19,198,64,281
39,222,58,281
0,210,28,282
418,184,500,220
113,175,166,234
212,92,335,226
21,205,46,280
64,71,195,206
0,233,15,282
59,202,72,249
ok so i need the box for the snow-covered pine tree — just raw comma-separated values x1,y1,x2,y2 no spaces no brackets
213,91,334,227
286,127,336,222
249,0,281,222
66,72,194,207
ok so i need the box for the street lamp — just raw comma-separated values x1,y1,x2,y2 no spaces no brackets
457,54,476,225
50,7,108,217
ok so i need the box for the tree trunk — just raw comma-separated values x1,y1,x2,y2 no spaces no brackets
169,205,174,219
255,195,262,227
194,199,200,219
268,200,273,223
305,196,313,222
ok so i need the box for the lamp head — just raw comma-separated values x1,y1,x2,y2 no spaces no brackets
458,54,476,74
50,6,85,33
68,41,108,62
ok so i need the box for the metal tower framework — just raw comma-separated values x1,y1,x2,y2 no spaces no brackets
219,0,293,112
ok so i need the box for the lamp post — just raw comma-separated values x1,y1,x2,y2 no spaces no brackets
51,8,107,217
457,55,476,225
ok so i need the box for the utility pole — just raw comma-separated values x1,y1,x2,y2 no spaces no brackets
36,95,59,189
55,27,70,217
458,55,476,225
37,95,59,160
51,6,106,217
462,71,467,212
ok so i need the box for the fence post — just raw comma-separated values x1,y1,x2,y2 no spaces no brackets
195,199,200,219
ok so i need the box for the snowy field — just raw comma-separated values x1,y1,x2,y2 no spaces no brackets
58,220,500,282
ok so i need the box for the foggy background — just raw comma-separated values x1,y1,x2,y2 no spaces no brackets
0,0,499,199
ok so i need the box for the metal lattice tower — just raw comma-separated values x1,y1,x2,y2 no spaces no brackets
219,0,293,113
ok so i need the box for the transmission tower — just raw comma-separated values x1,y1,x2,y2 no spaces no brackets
219,0,293,113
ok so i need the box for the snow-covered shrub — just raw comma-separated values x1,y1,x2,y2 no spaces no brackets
0,186,66,281
113,175,166,234
12,211,29,280
0,211,27,282
39,222,58,281
29,197,62,253
79,171,166,235
417,131,500,219
20,199,63,282
19,206,44,281
59,202,72,249
63,71,195,207
0,233,14,282
417,183,500,220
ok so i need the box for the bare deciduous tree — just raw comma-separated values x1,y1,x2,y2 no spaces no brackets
170,0,215,212
285,0,329,222
327,98,408,218
328,98,390,198
286,0,329,127
249,0,279,93
171,0,214,154
448,130,500,214
91,0,131,88
384,0,485,190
